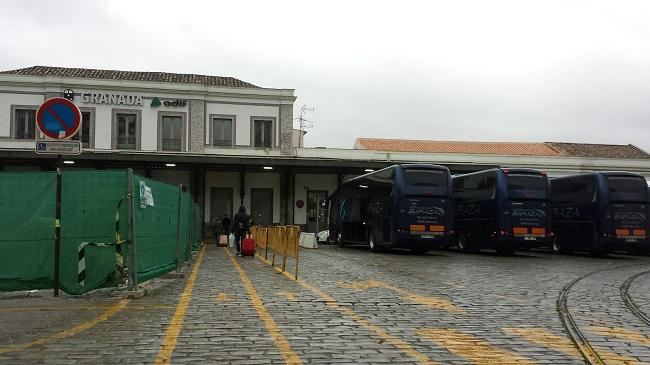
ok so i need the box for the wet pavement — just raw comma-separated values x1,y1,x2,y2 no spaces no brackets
1,243,649,364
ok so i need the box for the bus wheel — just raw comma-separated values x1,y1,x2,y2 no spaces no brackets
456,233,469,252
336,233,345,247
551,237,564,254
368,231,381,252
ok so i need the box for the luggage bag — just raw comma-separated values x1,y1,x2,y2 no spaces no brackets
242,236,255,256
218,234,228,247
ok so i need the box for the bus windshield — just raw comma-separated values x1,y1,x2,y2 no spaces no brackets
403,169,447,188
607,176,647,202
507,173,548,199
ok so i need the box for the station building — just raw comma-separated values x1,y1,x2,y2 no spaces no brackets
1,66,649,237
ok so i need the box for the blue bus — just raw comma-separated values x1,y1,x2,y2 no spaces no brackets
328,164,454,254
453,168,553,255
551,172,649,255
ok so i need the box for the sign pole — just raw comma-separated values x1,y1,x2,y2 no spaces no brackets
54,155,62,297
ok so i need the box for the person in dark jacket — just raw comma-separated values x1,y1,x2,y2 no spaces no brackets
231,206,249,257
220,214,231,236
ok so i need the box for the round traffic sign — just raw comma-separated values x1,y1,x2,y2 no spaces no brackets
36,97,81,139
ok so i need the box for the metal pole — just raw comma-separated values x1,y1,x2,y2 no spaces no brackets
175,185,183,273
127,169,138,291
53,155,62,297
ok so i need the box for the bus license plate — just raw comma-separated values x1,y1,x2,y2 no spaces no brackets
625,238,638,243
421,234,435,239
524,237,536,241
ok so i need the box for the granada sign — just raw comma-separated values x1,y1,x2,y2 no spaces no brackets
81,93,144,106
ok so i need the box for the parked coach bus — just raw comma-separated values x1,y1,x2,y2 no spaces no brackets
328,164,453,254
453,168,552,255
551,172,649,255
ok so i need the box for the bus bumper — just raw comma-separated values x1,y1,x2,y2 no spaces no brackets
392,232,453,249
596,236,650,254
496,235,553,250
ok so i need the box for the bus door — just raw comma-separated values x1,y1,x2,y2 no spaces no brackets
503,172,551,241
398,196,451,238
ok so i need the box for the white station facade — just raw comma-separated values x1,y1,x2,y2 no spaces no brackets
1,66,650,237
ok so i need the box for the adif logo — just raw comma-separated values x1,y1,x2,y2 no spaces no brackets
150,97,186,108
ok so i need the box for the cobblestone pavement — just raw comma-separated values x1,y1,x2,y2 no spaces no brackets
1,243,649,364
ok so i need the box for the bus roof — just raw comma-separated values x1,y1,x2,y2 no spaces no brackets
551,171,646,181
344,163,448,184
453,167,545,179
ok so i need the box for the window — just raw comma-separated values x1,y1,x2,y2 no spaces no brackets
71,111,92,148
161,115,182,151
13,108,36,139
113,109,140,150
212,117,233,146
253,119,273,148
552,176,596,204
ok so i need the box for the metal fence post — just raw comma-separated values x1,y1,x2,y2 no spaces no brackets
175,184,183,273
127,169,139,291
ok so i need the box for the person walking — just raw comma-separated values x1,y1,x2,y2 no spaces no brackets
221,214,231,237
231,206,249,257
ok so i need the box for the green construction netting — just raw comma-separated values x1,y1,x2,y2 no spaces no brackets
133,175,184,283
0,172,56,291
1,170,202,295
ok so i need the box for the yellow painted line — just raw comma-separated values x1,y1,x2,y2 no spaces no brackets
225,248,303,365
0,304,171,312
0,299,129,354
216,292,231,302
338,279,464,313
255,253,438,364
417,328,536,365
503,327,582,359
277,291,298,301
154,244,207,365
589,326,650,347
491,294,525,304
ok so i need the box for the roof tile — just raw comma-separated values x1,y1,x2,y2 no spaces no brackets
0,66,259,88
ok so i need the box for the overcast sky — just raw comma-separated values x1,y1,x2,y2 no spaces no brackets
2,0,649,150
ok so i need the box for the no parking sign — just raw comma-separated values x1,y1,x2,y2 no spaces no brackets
36,97,81,139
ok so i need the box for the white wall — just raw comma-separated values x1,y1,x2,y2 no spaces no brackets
293,174,338,225
205,102,279,146
71,90,190,150
0,92,44,137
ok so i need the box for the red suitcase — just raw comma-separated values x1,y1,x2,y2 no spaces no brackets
242,236,255,256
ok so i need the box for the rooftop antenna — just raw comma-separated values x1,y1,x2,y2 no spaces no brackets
295,104,314,148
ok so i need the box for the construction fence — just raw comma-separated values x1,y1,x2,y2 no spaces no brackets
251,225,300,279
0,169,202,295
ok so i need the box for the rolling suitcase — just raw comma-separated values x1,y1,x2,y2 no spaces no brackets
218,234,228,247
242,236,255,256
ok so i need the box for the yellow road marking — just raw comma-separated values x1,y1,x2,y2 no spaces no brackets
491,294,525,304
225,248,303,365
216,292,231,302
154,244,207,365
417,328,536,365
255,253,438,364
0,304,171,312
589,326,650,347
338,279,464,313
503,327,581,358
0,299,129,354
277,291,298,301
